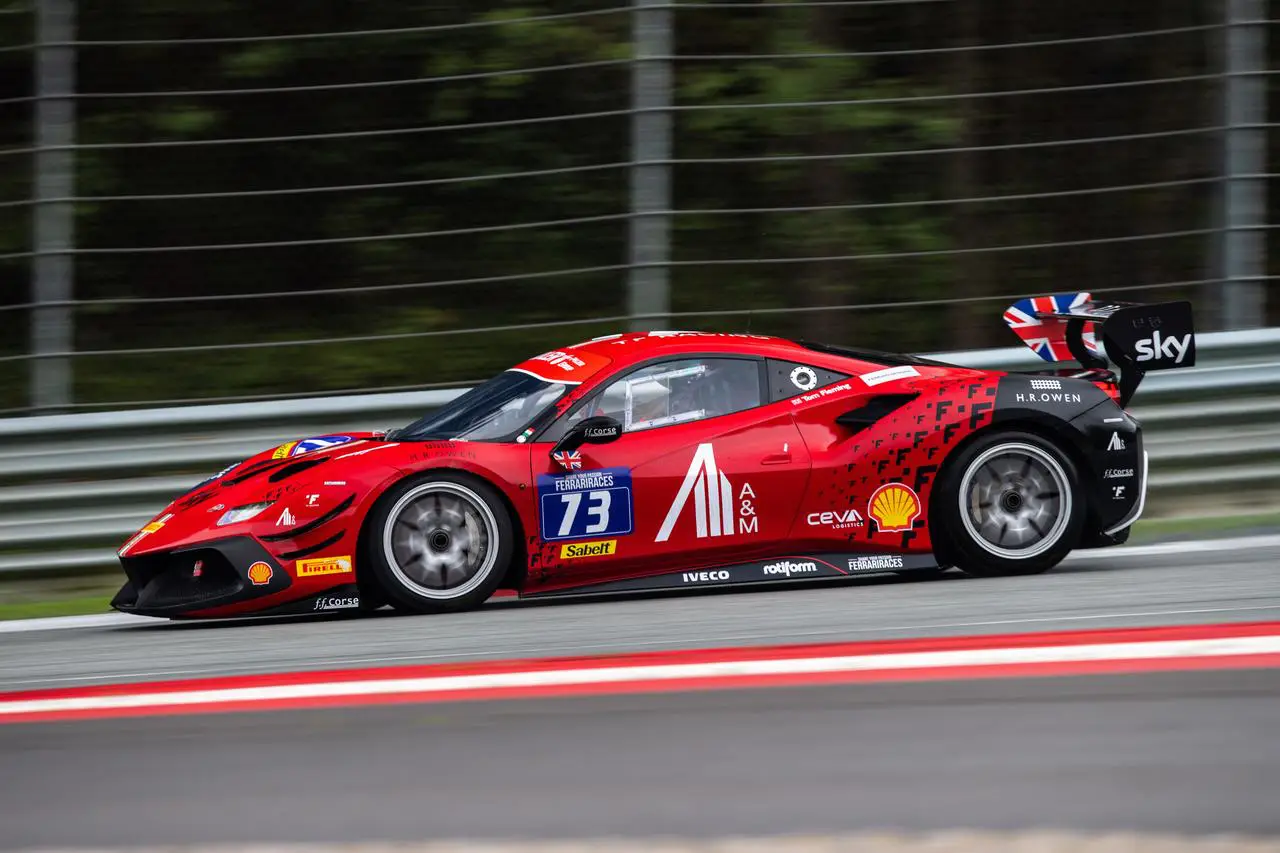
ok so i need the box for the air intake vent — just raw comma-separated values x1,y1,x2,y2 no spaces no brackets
278,531,347,560
221,459,289,487
268,457,329,483
835,393,918,433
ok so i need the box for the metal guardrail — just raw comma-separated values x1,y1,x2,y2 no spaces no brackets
2,328,1278,576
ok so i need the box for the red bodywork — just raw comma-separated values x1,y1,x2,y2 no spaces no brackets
115,332,1009,618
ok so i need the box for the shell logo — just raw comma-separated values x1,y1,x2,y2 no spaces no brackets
868,483,921,533
247,561,274,586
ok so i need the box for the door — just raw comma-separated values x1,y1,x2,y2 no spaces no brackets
525,356,811,592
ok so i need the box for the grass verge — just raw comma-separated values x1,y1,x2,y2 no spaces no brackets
0,595,115,621
1126,511,1280,543
0,574,120,621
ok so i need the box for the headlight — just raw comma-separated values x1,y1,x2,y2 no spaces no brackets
217,502,274,527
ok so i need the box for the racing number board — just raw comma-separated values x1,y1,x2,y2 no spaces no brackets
537,467,635,541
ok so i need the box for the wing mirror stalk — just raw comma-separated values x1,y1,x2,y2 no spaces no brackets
549,415,623,460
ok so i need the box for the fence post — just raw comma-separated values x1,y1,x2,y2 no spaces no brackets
627,0,672,331
31,0,76,411
1220,0,1267,330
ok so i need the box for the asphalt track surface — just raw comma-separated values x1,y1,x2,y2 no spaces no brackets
2,539,1280,690
3,669,1279,847
2,540,1279,847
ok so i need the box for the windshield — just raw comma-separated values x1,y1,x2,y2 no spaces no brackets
393,371,570,442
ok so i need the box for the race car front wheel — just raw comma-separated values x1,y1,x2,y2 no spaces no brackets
365,473,514,614
935,430,1084,577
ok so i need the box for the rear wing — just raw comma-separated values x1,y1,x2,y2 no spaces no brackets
1004,292,1195,407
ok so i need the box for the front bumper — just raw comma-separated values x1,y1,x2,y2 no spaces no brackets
111,536,291,617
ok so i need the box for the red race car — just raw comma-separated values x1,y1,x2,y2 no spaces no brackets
112,294,1195,619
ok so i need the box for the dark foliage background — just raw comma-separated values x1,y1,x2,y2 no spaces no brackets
0,1,1271,410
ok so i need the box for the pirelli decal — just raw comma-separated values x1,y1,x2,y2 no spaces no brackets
296,555,353,577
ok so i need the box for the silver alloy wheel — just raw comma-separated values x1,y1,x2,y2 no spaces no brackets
382,481,498,600
958,442,1072,560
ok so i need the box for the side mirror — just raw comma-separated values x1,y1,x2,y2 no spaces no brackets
550,415,622,459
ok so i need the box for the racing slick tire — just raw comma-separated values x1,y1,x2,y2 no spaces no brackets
934,429,1084,578
365,472,514,614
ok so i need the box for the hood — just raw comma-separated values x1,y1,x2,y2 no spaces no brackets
118,432,394,558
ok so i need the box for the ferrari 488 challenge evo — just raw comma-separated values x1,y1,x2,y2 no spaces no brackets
111,293,1195,619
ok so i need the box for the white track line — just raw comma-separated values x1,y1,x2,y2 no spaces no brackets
3,634,1279,717
32,834,1280,853
1065,533,1280,560
6,603,1280,690
0,612,156,634
3,532,1280,637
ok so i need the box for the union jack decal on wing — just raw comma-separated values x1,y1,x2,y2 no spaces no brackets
553,450,583,470
1003,291,1100,363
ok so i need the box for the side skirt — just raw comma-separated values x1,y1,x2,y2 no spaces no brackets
246,583,364,617
522,553,942,599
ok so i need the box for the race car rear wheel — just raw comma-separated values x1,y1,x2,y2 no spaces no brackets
366,473,513,614
936,430,1084,577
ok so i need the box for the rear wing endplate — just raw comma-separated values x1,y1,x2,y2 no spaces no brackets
1004,293,1195,407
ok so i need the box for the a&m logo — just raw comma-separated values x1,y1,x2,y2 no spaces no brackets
656,443,756,542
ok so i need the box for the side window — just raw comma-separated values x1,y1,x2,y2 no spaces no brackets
568,358,762,434
766,359,849,403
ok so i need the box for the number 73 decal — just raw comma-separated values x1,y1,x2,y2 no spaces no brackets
537,467,635,542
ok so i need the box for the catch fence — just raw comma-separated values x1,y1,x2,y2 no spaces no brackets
0,0,1272,414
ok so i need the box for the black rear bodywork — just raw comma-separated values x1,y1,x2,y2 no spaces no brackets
993,373,1144,547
